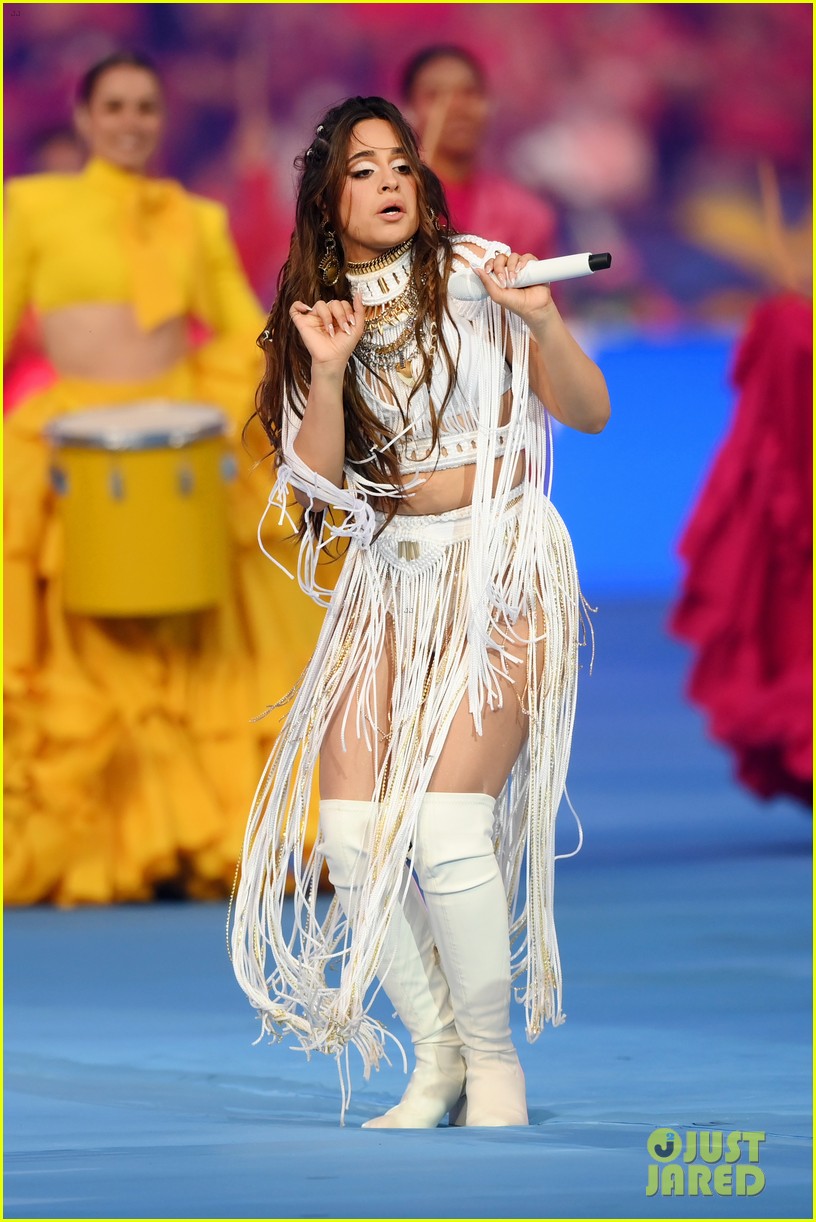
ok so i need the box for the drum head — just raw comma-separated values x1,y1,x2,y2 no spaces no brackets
46,400,229,450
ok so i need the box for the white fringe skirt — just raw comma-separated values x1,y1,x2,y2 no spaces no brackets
230,481,588,1088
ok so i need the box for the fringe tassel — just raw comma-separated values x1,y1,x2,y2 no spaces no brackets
231,497,586,1109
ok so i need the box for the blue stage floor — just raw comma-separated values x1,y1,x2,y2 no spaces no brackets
4,599,811,1220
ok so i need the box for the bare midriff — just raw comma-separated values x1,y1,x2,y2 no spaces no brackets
39,303,187,382
392,449,525,515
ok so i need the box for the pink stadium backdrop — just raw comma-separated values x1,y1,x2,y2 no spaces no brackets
4,2,812,321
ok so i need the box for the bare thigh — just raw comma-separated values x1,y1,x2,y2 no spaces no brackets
319,620,395,801
319,598,546,802
429,604,546,798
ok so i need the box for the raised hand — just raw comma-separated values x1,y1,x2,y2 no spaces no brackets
474,251,554,327
289,292,366,369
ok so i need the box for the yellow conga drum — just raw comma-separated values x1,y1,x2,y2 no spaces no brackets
47,400,233,616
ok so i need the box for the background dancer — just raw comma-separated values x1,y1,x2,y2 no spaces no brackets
400,44,558,260
4,52,325,906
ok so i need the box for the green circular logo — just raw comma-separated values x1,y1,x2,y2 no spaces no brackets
647,1129,682,1161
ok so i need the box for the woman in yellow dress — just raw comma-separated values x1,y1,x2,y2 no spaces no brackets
4,52,324,906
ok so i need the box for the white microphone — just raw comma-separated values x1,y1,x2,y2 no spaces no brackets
448,251,612,301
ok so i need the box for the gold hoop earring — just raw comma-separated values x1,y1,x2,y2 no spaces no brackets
318,224,340,286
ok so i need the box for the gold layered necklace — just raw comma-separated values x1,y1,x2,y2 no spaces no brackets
346,238,413,275
346,239,427,385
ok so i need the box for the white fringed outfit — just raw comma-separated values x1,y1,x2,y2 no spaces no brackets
231,235,589,1098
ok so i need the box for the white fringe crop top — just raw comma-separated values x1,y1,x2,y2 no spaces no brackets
263,234,553,605
346,235,514,475
282,235,513,480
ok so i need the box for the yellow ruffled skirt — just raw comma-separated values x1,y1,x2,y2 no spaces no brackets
4,347,328,905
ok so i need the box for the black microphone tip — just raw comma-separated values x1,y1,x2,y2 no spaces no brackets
588,252,612,272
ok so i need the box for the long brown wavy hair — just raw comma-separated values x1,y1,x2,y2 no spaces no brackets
251,95,459,534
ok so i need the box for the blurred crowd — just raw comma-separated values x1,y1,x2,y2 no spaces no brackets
5,3,812,323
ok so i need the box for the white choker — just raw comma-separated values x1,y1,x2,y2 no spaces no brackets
346,239,414,307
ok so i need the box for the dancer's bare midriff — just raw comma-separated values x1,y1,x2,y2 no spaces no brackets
391,449,525,516
40,303,187,382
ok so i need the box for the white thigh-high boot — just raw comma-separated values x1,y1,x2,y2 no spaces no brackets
413,792,529,1127
319,799,466,1128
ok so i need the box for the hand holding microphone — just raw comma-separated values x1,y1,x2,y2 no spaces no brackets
448,252,612,301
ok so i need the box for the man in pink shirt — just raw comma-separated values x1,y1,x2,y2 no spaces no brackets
401,45,557,258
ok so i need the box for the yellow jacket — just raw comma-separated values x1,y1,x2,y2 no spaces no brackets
4,155,265,356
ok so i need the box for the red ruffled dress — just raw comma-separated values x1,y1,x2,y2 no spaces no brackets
670,294,812,805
